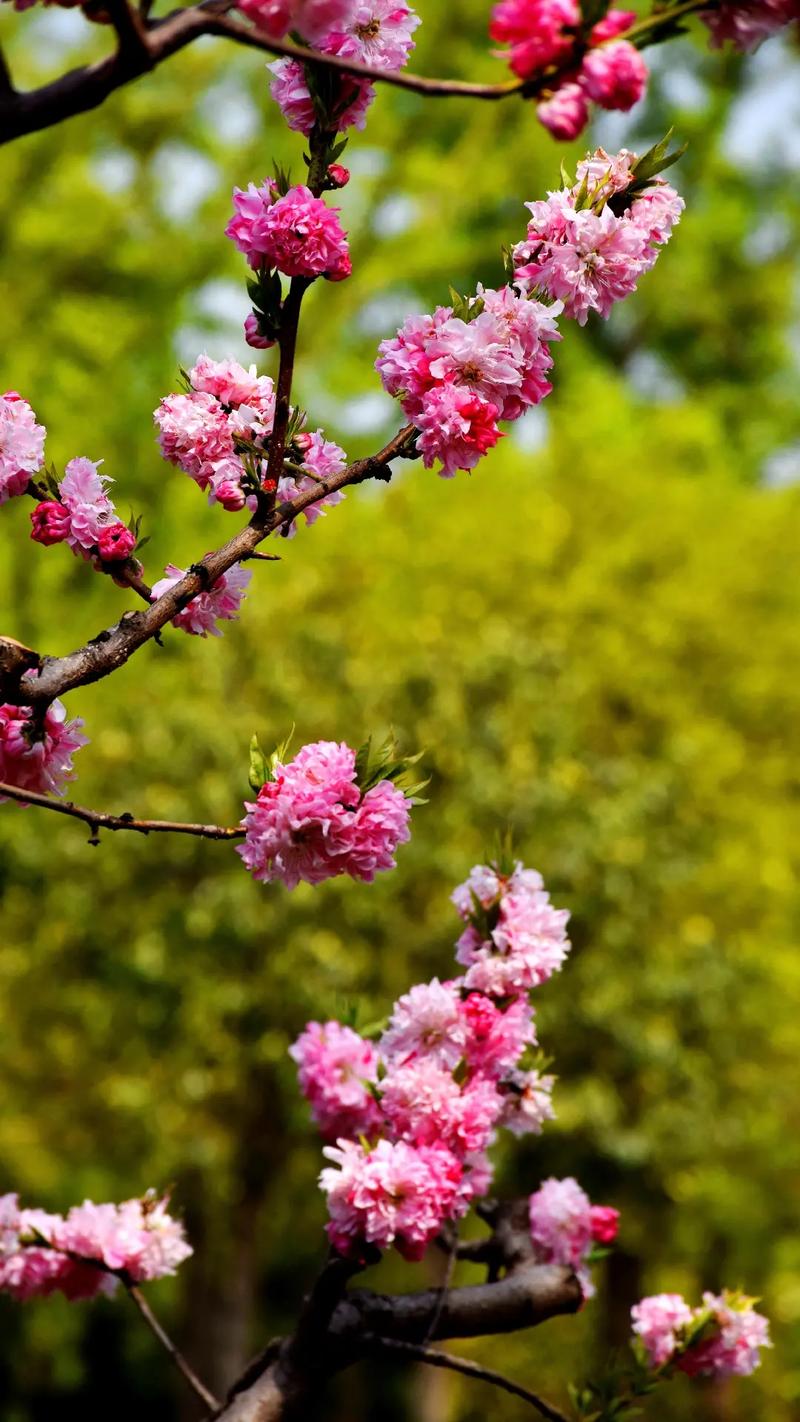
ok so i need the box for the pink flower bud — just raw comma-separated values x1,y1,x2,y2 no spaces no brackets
30,500,71,546
293,432,314,453
536,82,589,140
590,7,635,42
327,163,350,188
590,1205,620,1244
580,40,648,111
213,478,247,512
244,312,274,349
96,521,137,561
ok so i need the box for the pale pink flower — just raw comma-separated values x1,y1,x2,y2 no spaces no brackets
226,182,351,280
276,429,347,537
574,146,637,197
154,391,234,487
499,1067,556,1136
322,0,421,71
30,500,71,546
490,0,580,78
515,197,648,325
631,1293,695,1369
680,1293,771,1379
290,1021,383,1140
320,1137,462,1259
580,40,648,111
537,83,589,141
59,456,116,551
426,313,523,413
151,562,252,638
268,58,375,136
700,0,799,50
0,696,87,799
415,385,502,477
189,356,276,420
0,391,46,502
380,979,466,1070
454,862,571,996
382,1059,503,1156
628,182,685,269
528,1176,595,1295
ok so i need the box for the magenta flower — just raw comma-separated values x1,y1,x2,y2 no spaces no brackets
536,83,589,141
0,695,87,799
580,40,648,111
30,500,71,546
490,0,580,78
226,181,351,280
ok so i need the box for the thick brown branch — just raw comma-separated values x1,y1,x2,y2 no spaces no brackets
10,424,416,709
364,1338,570,1422
0,781,244,841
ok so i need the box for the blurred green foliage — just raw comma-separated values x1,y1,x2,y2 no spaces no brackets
1,5,799,1421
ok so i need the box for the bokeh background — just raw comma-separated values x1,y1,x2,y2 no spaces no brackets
1,4,799,1419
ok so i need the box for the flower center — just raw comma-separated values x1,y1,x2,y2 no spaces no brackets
355,17,381,39
460,362,483,382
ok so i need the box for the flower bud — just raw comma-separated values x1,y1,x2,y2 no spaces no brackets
327,163,350,189
244,312,275,349
30,500,71,546
96,521,137,561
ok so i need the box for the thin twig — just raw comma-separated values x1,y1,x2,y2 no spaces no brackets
128,1284,221,1413
366,1337,570,1422
0,781,244,841
424,1228,459,1344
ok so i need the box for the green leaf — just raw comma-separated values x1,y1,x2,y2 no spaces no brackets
248,734,270,793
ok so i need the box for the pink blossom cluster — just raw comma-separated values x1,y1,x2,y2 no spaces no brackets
155,355,346,530
150,562,252,638
263,1,421,137
512,151,684,325
0,1192,192,1301
237,739,412,889
30,457,137,562
632,1290,771,1378
528,1177,619,1297
700,0,799,50
226,181,351,281
376,284,561,476
0,693,87,799
451,859,571,996
0,391,45,503
296,857,575,1260
489,2,648,140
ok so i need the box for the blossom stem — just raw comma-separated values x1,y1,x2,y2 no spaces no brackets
0,781,245,841
127,1284,221,1413
363,1337,570,1422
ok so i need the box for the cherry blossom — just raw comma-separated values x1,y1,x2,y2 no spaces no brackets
151,562,252,638
0,391,45,502
0,695,87,799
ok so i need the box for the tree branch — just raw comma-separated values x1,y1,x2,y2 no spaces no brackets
128,1284,221,1413
5,424,416,709
363,1337,570,1422
0,0,710,147
0,781,244,841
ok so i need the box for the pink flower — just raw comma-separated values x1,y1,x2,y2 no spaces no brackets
700,0,799,50
321,0,421,71
269,59,375,136
276,429,348,538
415,385,502,477
0,391,46,503
226,182,351,281
490,0,580,79
237,0,358,42
514,197,648,325
290,1021,383,1140
528,1176,596,1295
536,82,589,141
0,1193,192,1301
453,861,571,996
237,739,412,889
679,1293,772,1379
58,457,117,552
154,391,234,488
460,992,537,1077
381,1060,503,1156
380,979,466,1070
375,306,453,414
628,182,685,269
30,500,71,546
589,7,635,41
477,284,561,414
236,0,292,34
320,1137,462,1260
499,1068,556,1136
0,695,87,800
589,1204,620,1244
96,522,136,561
580,40,648,111
244,312,274,349
151,562,252,638
631,1293,695,1369
189,356,276,419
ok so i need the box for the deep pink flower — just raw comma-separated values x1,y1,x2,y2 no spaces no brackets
96,522,137,561
237,0,358,42
490,0,580,78
290,1021,383,1140
244,312,274,349
589,1204,620,1244
460,992,537,1077
589,7,635,41
30,500,71,546
0,391,46,503
536,82,589,140
151,562,252,638
415,385,502,478
382,1059,503,1156
580,40,648,111
189,356,276,418
327,163,351,188
0,695,87,800
320,1137,463,1259
226,181,351,280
